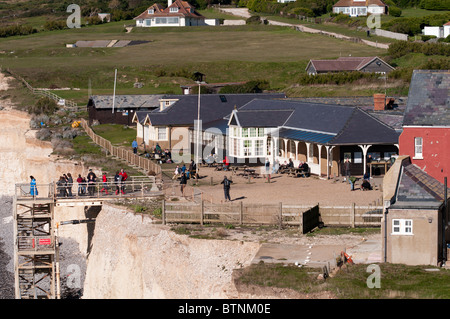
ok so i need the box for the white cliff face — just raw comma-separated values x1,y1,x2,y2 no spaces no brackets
82,204,260,299
0,109,87,196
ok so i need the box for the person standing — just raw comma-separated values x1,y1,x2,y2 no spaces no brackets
87,169,97,197
101,172,108,195
114,171,121,195
265,158,271,182
66,173,73,197
132,140,138,154
119,168,128,194
30,176,38,198
76,174,83,196
221,175,233,202
344,158,351,182
180,172,187,197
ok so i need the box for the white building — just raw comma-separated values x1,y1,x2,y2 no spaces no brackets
134,0,217,27
423,22,450,38
333,0,387,17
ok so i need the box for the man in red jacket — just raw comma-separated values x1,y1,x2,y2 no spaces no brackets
119,169,128,194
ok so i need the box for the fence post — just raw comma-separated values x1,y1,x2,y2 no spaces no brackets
200,200,204,226
239,201,243,225
162,200,166,225
279,202,283,230
351,202,355,228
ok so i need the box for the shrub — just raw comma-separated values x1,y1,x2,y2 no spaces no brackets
219,80,270,93
388,6,402,17
43,20,67,31
419,0,450,10
246,15,264,25
29,97,59,115
388,40,450,58
0,24,37,37
296,71,380,86
291,7,315,17
85,16,103,25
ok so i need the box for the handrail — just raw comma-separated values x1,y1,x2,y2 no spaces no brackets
15,180,163,201
79,119,162,177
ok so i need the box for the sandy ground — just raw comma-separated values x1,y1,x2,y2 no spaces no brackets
181,166,383,206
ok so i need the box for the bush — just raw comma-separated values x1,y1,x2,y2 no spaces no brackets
43,20,67,31
291,7,315,17
419,0,450,10
382,12,450,36
85,16,103,25
388,40,450,58
296,72,380,85
0,24,37,37
388,6,402,17
246,15,264,24
29,97,59,115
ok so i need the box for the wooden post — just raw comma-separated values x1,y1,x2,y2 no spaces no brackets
200,200,204,226
162,200,166,225
210,176,213,186
279,202,283,230
239,201,243,225
351,202,355,228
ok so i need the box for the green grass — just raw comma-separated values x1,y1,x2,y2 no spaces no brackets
92,124,137,146
234,262,450,299
306,226,380,237
0,20,387,99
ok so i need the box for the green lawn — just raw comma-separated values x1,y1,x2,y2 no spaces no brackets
0,20,387,101
234,262,450,299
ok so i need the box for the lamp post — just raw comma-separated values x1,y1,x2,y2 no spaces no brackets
194,72,205,167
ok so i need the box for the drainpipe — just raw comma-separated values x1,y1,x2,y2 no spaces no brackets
443,177,447,266
384,207,388,263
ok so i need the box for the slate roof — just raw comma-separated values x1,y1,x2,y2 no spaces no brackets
402,70,450,127
392,157,450,209
88,95,164,110
231,110,294,128
306,56,394,73
236,99,399,145
145,93,285,126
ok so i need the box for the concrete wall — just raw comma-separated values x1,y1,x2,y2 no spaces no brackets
374,28,408,41
383,208,441,266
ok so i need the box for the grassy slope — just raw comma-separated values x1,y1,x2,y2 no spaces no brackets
0,20,388,102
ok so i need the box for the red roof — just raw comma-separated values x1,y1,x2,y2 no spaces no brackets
134,0,204,20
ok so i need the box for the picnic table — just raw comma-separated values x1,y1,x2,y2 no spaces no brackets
238,166,259,178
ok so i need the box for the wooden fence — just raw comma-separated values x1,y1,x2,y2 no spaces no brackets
161,201,382,230
79,119,162,177
4,68,81,111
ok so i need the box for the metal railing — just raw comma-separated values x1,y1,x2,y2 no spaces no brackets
15,179,163,201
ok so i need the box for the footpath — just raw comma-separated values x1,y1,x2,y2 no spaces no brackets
219,8,389,49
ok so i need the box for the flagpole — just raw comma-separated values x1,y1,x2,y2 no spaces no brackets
112,68,117,113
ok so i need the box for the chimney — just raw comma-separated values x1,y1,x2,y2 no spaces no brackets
373,93,386,111
168,0,173,6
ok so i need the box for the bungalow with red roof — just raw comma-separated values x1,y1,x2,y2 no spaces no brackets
423,21,450,39
134,0,216,27
305,56,394,75
332,0,388,17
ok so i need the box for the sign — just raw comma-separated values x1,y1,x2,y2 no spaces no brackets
39,238,52,246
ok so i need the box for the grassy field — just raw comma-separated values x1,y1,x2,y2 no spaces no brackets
0,19,389,103
234,262,450,299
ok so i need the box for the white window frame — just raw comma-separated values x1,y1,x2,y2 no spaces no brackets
157,127,168,141
414,137,423,159
148,9,154,14
170,7,179,12
392,219,413,235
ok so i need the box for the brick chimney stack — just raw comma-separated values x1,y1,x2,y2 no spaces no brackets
374,93,386,111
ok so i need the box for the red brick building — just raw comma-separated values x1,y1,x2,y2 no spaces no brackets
399,70,450,184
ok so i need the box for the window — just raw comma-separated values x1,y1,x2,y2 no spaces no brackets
148,9,154,14
258,128,265,137
155,17,167,24
392,219,413,235
170,7,179,12
414,137,423,159
249,128,257,137
157,127,167,141
254,140,264,156
145,19,151,26
167,17,179,24
242,128,248,138
243,140,252,156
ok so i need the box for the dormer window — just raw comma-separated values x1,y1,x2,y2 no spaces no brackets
148,9,154,14
170,7,178,12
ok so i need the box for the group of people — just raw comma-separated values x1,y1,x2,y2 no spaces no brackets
41,168,131,198
344,158,372,191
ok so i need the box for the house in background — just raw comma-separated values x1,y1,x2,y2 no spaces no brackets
382,155,449,266
306,56,394,75
332,0,388,17
399,70,450,184
87,94,163,126
97,13,111,22
134,0,217,27
423,21,450,39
